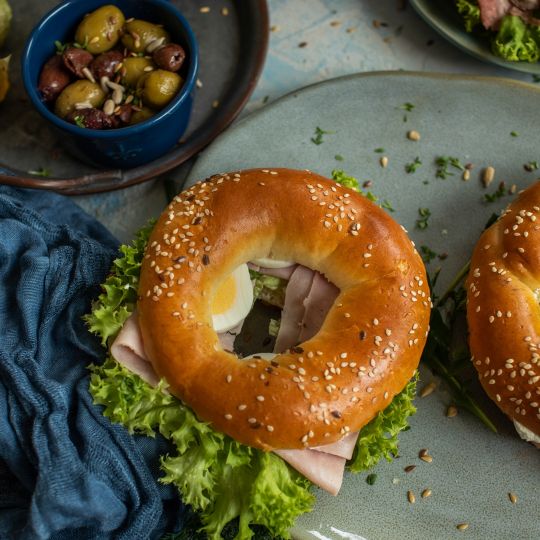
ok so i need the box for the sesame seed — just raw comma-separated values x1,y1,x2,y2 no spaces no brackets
226,375,232,383
238,404,247,411
224,414,232,420
256,395,265,402
267,425,274,432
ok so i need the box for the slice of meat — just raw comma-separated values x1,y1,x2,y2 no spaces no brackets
298,271,340,343
257,265,297,281
510,0,540,10
110,311,160,387
273,265,315,353
311,431,359,460
275,448,346,496
509,5,540,25
478,0,512,29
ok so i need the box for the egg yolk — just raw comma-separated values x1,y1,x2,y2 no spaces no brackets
212,274,237,315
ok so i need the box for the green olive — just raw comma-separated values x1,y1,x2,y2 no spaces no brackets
139,69,182,110
129,106,155,125
122,19,169,53
54,80,106,119
122,57,156,88
75,5,125,54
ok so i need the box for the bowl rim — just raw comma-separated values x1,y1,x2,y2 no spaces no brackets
21,0,199,138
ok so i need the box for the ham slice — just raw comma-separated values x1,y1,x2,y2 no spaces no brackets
248,262,297,281
478,0,512,29
275,449,346,496
110,310,160,387
298,271,340,343
274,265,315,353
312,431,359,460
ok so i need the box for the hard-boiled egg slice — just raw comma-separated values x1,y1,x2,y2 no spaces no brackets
251,257,294,268
212,264,253,333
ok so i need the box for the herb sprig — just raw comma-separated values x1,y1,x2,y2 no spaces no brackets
405,156,422,174
435,156,465,179
311,126,335,145
416,207,431,229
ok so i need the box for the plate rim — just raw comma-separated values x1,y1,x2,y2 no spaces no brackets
0,0,269,195
409,0,540,75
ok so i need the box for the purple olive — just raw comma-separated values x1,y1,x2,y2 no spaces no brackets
38,55,72,102
62,47,94,78
152,43,186,72
90,50,124,81
66,108,118,130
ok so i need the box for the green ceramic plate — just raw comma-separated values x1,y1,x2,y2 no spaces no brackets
410,0,540,75
185,72,540,540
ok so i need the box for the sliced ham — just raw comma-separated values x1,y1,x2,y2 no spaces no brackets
248,262,298,281
275,449,346,496
273,265,315,353
478,0,512,29
298,271,340,343
311,431,360,460
510,0,540,10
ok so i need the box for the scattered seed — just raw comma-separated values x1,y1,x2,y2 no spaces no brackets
419,382,437,397
407,490,416,504
508,492,518,504
103,99,115,116
421,488,432,498
404,465,416,473
482,166,495,187
407,130,421,141
456,523,469,531
200,6,210,13
221,7,229,16
380,156,389,168
462,169,470,181
446,405,458,417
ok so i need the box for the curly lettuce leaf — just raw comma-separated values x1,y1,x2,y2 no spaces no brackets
87,219,418,539
456,0,481,33
492,15,540,63
349,374,417,472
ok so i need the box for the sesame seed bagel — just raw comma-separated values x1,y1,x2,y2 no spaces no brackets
137,168,431,450
467,181,540,441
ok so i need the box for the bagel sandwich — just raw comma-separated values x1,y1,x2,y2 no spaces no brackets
86,168,431,538
467,181,540,448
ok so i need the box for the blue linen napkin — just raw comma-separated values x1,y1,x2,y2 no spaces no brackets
0,186,184,539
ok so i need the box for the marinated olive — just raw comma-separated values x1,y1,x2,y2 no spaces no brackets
139,69,182,110
153,43,185,72
54,80,106,118
122,19,169,53
62,47,93,78
75,5,125,54
129,106,154,125
66,107,118,129
121,56,155,88
38,55,71,102
91,50,124,80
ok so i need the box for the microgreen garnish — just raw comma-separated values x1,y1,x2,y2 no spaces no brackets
54,40,68,54
311,126,335,145
28,167,51,177
335,154,344,161
400,102,415,112
510,131,519,137
405,157,422,174
435,156,465,179
366,473,377,485
483,181,507,203
420,245,437,264
524,160,539,172
416,207,431,229
380,199,395,212
374,147,385,153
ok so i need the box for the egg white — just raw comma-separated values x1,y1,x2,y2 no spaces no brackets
251,257,294,269
212,264,253,333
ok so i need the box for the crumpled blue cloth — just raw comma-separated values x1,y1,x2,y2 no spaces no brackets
0,186,184,539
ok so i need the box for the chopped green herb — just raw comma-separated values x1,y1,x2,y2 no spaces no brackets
524,160,539,172
483,181,507,203
400,102,415,112
73,115,86,129
334,154,344,161
28,167,51,177
54,40,68,54
416,207,431,229
380,199,395,212
435,156,465,179
510,131,519,137
420,245,437,264
374,147,385,153
366,473,377,485
262,95,269,104
405,157,422,174
311,126,335,145
403,114,408,123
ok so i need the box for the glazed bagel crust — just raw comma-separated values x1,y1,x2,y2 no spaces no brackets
467,181,540,438
138,168,430,450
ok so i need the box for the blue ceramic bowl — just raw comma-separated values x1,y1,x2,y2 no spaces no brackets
22,0,198,169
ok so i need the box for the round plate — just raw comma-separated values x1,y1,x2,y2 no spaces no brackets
410,0,540,75
185,71,540,540
0,0,268,194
